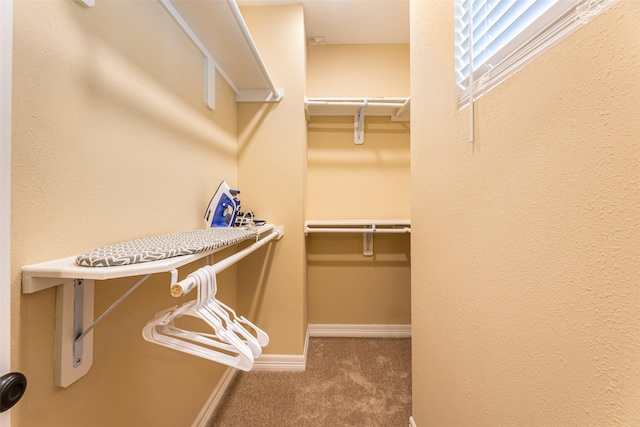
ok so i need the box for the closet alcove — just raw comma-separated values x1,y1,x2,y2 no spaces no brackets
304,44,411,336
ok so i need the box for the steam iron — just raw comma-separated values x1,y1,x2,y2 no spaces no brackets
204,181,241,227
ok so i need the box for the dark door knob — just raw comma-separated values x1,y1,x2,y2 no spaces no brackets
0,372,27,412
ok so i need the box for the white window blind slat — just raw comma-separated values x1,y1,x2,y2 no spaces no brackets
457,0,526,83
455,0,618,108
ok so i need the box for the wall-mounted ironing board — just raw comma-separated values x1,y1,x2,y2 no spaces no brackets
21,224,284,387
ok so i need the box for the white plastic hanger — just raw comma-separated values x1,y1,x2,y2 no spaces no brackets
143,302,255,371
197,265,269,348
217,299,269,347
198,266,264,358
142,264,269,371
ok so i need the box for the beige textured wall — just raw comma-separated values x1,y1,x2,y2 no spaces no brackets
411,1,640,426
307,44,409,97
12,1,239,425
307,233,411,324
306,44,411,325
236,5,308,355
307,44,409,220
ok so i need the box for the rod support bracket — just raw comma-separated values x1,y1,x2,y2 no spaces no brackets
354,100,368,145
363,225,375,256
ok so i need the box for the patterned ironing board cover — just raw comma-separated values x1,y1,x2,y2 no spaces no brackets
76,228,256,267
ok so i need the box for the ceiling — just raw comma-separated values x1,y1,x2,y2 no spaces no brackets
236,0,410,45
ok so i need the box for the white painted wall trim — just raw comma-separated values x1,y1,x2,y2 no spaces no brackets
309,324,411,338
192,367,238,427
409,415,417,427
0,1,12,425
253,328,309,371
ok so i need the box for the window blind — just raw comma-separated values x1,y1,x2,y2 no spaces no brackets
455,0,618,108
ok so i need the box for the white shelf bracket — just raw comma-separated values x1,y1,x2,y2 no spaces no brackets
204,56,216,110
354,100,367,145
75,0,95,7
363,225,374,256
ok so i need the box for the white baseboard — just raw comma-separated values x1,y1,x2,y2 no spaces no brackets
253,328,309,371
309,323,411,338
192,367,238,427
409,415,417,427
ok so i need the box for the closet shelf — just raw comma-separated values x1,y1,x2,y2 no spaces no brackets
304,97,410,121
305,219,411,232
76,0,283,108
164,0,283,105
304,97,410,144
305,220,410,256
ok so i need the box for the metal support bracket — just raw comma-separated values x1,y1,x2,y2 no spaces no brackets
363,225,374,256
54,274,153,387
73,279,85,367
72,274,153,369
55,279,94,388
354,100,367,145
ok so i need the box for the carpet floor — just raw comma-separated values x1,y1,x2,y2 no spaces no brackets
207,337,412,427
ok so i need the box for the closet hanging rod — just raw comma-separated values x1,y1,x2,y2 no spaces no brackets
304,97,411,134
305,219,410,226
306,97,409,102
226,0,282,102
304,221,410,256
304,227,411,235
171,227,282,297
305,100,407,108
